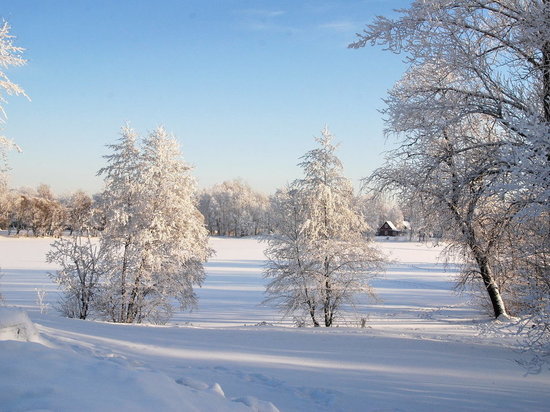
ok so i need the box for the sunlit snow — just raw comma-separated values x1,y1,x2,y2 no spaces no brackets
1,235,549,411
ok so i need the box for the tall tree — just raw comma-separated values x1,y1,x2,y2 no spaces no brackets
135,126,211,321
97,125,211,324
264,128,384,327
264,186,321,326
350,0,550,322
97,125,141,323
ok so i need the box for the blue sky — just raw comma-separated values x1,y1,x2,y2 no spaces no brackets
2,0,408,195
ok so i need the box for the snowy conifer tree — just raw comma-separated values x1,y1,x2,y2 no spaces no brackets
264,127,384,327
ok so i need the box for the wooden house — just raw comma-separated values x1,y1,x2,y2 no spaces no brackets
377,221,400,237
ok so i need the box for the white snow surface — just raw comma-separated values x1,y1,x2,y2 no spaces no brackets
0,234,549,411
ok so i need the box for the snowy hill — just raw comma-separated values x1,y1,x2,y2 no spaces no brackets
1,236,549,411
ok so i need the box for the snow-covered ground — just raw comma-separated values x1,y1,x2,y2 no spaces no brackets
1,235,549,411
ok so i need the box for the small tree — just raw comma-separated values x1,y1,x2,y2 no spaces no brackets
265,186,321,325
264,127,384,327
47,235,104,319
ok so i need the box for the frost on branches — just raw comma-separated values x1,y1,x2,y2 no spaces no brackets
351,0,550,361
199,179,270,237
264,127,384,327
97,125,211,324
46,235,105,320
0,20,27,173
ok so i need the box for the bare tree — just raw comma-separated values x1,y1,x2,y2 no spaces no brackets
47,235,105,319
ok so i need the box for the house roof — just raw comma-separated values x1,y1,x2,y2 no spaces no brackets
383,221,398,231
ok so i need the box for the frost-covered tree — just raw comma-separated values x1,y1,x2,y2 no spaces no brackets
264,186,321,325
47,235,104,319
199,180,270,236
351,0,550,328
97,125,211,324
368,112,518,319
9,185,66,237
264,128,384,327
0,175,10,229
355,194,404,233
65,190,93,235
96,125,141,322
0,21,27,173
132,126,211,321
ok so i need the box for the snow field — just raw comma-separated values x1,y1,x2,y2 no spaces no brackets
1,235,549,411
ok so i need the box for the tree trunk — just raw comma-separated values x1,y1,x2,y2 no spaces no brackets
473,251,508,319
543,0,550,124
323,259,333,327
308,303,320,327
119,239,130,322
126,274,141,323
453,204,509,319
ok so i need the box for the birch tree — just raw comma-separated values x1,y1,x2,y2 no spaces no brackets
135,126,211,321
97,125,211,324
199,180,270,237
264,186,321,326
351,0,550,323
96,125,141,322
264,128,384,327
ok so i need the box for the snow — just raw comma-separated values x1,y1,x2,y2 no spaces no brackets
0,308,41,343
383,220,398,231
1,234,549,411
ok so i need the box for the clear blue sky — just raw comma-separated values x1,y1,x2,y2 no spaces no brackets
2,0,408,196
